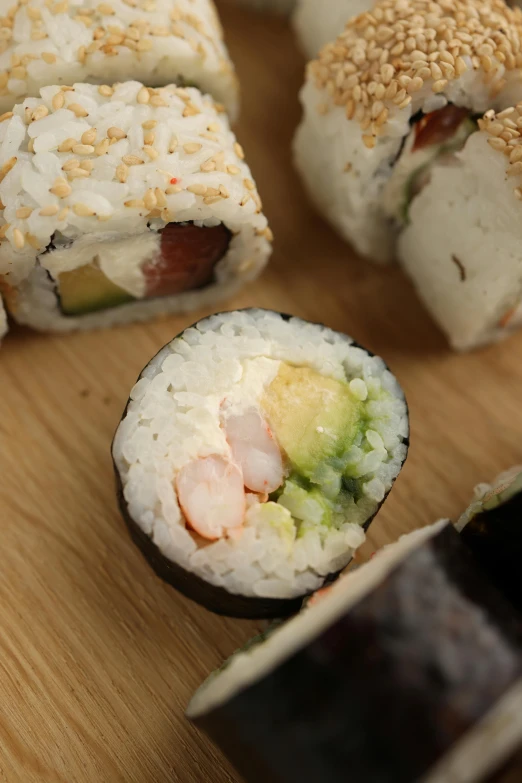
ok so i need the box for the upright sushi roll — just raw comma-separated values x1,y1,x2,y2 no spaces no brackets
112,309,409,618
456,466,522,613
0,0,238,119
294,0,522,264
0,81,271,332
187,521,522,783
293,0,372,58
398,104,522,349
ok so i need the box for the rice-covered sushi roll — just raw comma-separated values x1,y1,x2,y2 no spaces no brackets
0,0,238,119
293,0,371,59
112,309,409,618
0,81,271,332
398,104,522,349
456,466,522,613
187,520,522,782
293,0,522,263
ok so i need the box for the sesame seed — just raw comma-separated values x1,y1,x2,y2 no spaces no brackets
62,158,80,171
150,94,167,107
39,204,59,216
488,136,507,151
72,144,94,155
41,52,57,64
187,184,207,195
234,142,245,159
143,131,155,145
13,228,24,249
116,163,128,182
94,138,110,156
143,146,158,160
32,105,49,122
165,184,182,194
73,203,95,217
122,154,143,166
69,103,88,118
57,207,69,221
0,156,16,182
137,86,150,104
81,128,96,145
183,142,202,154
154,188,167,208
124,199,145,208
227,164,240,175
50,177,72,197
107,126,126,140
16,207,32,219
97,3,115,14
0,111,13,122
432,79,448,93
0,223,9,239
80,160,94,172
68,168,90,179
98,85,113,97
52,92,65,110
144,189,157,210
168,136,178,153
142,119,157,129
200,159,216,172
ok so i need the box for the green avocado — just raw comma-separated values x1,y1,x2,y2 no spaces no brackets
261,363,362,479
58,261,134,316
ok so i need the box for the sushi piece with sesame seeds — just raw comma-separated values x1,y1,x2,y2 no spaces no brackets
397,102,522,349
0,81,271,332
294,0,522,265
0,0,239,120
293,0,373,58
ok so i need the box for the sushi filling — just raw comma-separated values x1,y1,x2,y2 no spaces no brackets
43,222,231,316
383,104,477,223
114,312,408,599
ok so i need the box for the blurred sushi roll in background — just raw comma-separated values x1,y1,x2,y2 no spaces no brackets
0,81,271,332
187,520,522,783
294,0,522,265
0,0,239,120
112,309,409,618
399,104,522,349
293,0,372,58
456,466,522,612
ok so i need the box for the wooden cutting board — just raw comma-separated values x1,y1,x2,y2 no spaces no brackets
2,3,522,781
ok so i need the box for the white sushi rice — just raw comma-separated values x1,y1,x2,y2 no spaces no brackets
187,520,447,716
113,309,409,600
0,81,271,331
0,0,238,119
293,0,522,263
456,466,522,532
399,116,522,350
293,0,372,59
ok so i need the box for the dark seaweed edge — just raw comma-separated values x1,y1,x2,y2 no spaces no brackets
111,308,409,618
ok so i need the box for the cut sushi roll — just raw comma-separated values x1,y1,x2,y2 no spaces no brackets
293,0,522,263
398,104,522,349
456,466,522,613
293,0,372,59
0,0,238,119
187,520,522,783
112,309,409,618
0,82,271,332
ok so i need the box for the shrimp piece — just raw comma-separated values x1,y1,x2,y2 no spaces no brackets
176,455,245,540
224,409,284,495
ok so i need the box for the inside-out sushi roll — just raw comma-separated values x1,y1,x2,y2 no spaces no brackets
456,466,522,613
112,309,409,618
293,0,522,264
293,0,372,59
398,104,522,349
187,520,522,783
0,81,271,332
0,0,238,119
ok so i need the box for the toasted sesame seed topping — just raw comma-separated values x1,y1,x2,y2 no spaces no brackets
107,126,126,140
122,154,143,166
183,142,202,154
16,206,32,219
12,227,24,249
39,204,59,216
478,102,522,201
310,0,522,141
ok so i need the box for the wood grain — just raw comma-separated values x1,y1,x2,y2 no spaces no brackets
2,4,522,781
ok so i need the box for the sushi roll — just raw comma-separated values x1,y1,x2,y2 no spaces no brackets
398,103,522,349
0,81,271,332
112,309,409,618
293,0,372,59
456,466,522,613
0,0,238,119
187,520,522,783
293,0,522,264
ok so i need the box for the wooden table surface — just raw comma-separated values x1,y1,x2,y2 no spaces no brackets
2,3,522,781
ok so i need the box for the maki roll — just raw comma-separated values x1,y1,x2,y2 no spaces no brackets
293,0,522,264
293,0,372,59
0,81,271,332
456,466,522,613
0,0,238,119
112,309,409,618
187,521,522,783
398,104,522,349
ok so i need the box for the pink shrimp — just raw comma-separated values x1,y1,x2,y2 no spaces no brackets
224,409,284,495
176,455,245,540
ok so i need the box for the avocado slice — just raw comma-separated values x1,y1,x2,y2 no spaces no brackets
261,363,362,480
58,261,134,316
